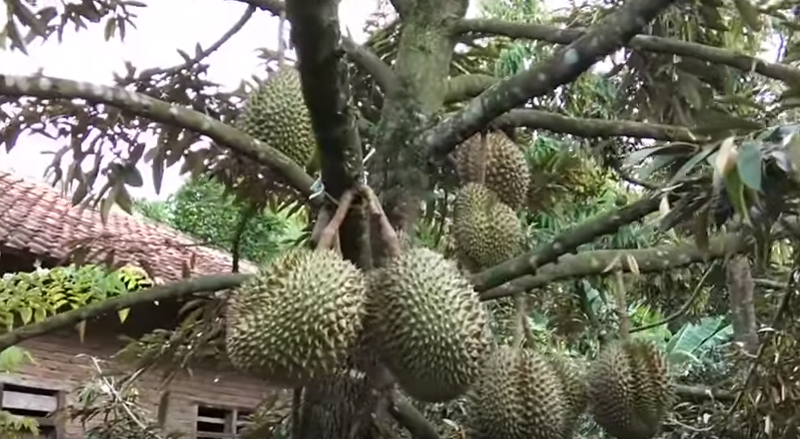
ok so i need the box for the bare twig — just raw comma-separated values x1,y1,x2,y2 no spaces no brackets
631,260,718,333
137,5,256,81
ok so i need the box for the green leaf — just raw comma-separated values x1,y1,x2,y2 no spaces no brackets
0,346,33,373
18,307,32,325
736,141,763,191
724,171,751,224
118,307,130,323
103,17,116,41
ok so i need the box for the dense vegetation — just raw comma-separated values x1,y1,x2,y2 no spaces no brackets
2,0,800,438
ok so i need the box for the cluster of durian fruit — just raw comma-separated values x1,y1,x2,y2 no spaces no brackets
452,131,530,272
225,65,675,439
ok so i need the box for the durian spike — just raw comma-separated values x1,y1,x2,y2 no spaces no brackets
315,188,358,251
360,185,402,259
276,10,287,68
614,269,632,340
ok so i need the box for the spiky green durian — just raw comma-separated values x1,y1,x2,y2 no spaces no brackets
466,346,567,439
455,131,531,210
547,353,588,439
452,183,523,272
366,247,490,403
225,248,367,387
237,66,317,167
587,338,672,439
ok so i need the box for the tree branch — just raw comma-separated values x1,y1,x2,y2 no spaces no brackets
286,0,371,268
0,274,249,352
674,383,735,401
342,35,398,93
479,233,748,300
420,0,676,160
226,0,285,15
455,19,800,86
387,393,441,439
491,109,703,142
443,74,499,104
0,74,318,200
471,196,662,292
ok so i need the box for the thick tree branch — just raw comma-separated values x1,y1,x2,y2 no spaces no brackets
471,196,662,292
491,109,703,142
387,393,441,439
444,74,499,104
343,35,398,93
420,0,676,160
0,274,249,352
0,74,318,200
455,19,800,86
479,233,748,300
286,0,371,268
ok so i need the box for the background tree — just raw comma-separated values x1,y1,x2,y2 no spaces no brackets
132,174,306,265
3,0,800,437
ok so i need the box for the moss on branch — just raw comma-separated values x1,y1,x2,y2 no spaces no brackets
479,233,748,300
455,19,800,86
491,109,704,142
420,0,677,160
0,74,318,199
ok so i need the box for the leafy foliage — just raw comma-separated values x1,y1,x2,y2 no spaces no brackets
0,263,152,331
132,175,306,265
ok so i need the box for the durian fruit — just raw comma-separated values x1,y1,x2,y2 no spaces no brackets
455,131,531,210
587,338,672,439
466,345,567,439
225,248,368,387
452,183,523,271
237,66,317,167
547,354,588,439
366,247,490,403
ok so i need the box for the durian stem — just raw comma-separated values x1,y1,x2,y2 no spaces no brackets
614,269,632,340
360,184,402,259
291,387,303,439
513,293,537,349
277,9,287,68
316,188,358,251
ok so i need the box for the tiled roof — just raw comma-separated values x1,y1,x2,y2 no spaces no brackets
0,170,258,283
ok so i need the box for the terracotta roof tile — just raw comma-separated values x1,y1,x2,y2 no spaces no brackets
0,170,258,283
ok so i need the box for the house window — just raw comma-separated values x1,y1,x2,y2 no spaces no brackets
0,382,62,439
195,404,253,439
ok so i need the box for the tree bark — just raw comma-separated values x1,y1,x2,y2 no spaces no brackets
368,0,469,233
